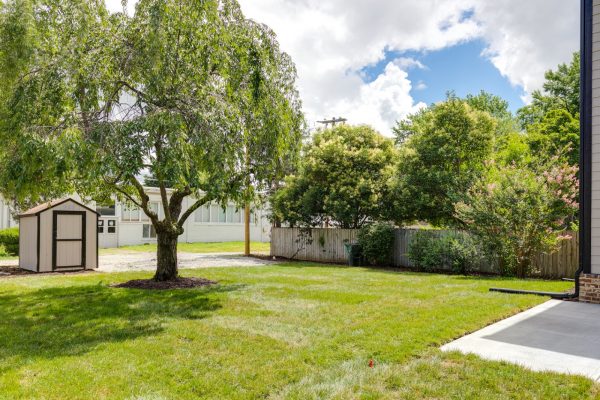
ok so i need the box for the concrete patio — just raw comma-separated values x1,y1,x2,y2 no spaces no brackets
442,299,600,380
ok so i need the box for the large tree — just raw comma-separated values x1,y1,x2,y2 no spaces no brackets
464,90,518,139
272,125,396,229
390,98,496,226
517,52,580,166
0,0,304,281
517,52,580,127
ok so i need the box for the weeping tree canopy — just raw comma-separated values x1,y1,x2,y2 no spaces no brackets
0,0,304,280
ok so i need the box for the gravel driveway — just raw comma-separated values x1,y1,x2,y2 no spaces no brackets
0,252,277,272
98,252,276,272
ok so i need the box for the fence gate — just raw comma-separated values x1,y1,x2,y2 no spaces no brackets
52,211,86,270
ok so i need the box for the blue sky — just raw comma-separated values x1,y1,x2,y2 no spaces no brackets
361,40,527,114
108,0,579,135
235,0,579,135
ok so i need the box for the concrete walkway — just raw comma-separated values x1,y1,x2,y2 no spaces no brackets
442,299,600,380
0,252,276,272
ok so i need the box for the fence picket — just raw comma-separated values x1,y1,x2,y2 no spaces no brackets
271,228,579,279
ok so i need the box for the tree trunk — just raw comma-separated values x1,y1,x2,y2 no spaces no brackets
154,231,179,281
516,255,530,279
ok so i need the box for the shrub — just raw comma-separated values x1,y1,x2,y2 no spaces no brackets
455,161,578,277
0,227,19,256
407,230,443,271
441,232,480,274
407,230,480,274
357,222,395,266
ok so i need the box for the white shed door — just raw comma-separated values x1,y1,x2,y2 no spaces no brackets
53,211,86,269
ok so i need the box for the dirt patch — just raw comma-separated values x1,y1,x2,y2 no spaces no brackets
0,266,35,277
112,277,217,290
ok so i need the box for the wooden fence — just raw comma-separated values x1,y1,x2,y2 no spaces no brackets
271,227,358,263
271,227,579,279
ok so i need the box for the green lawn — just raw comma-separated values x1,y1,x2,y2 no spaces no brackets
0,264,597,399
100,241,270,255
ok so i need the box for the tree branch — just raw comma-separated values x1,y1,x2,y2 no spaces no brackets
168,185,192,223
128,176,160,226
178,194,212,228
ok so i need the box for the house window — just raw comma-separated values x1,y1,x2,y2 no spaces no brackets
123,202,161,222
209,204,218,223
218,207,226,223
193,202,244,224
141,201,159,221
107,219,116,234
142,224,156,239
194,205,211,223
97,201,116,216
227,205,242,223
97,219,104,233
122,203,140,221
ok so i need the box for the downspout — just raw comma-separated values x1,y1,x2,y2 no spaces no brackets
489,268,581,299
490,0,591,299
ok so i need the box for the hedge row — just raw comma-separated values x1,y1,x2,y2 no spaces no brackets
0,227,18,256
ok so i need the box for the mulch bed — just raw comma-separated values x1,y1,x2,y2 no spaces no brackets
112,277,217,290
0,266,35,277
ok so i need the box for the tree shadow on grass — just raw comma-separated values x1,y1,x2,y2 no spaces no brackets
0,283,243,372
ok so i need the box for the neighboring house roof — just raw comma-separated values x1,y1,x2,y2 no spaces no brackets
19,198,100,217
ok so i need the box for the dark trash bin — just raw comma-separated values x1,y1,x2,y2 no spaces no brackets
344,243,362,266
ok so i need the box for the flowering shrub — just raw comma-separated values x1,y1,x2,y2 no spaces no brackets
455,160,578,277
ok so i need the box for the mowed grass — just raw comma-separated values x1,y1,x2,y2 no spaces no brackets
0,264,597,399
100,241,270,255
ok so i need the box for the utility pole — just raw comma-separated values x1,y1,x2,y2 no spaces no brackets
316,116,347,129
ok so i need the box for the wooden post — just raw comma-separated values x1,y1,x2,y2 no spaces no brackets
244,203,250,256
244,142,251,257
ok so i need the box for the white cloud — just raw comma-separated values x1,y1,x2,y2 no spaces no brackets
393,57,427,71
414,81,428,91
105,0,579,134
239,0,480,135
327,62,427,134
470,0,578,103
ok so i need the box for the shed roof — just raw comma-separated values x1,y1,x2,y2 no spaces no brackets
19,198,100,217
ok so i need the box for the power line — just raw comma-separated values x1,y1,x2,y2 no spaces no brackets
316,117,347,129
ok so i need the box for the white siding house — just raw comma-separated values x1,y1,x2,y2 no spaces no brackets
0,197,16,229
0,188,271,248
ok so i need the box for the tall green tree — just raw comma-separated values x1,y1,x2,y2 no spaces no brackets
518,52,580,126
517,52,580,166
0,0,304,281
390,98,496,226
526,109,579,166
272,125,396,229
464,90,518,138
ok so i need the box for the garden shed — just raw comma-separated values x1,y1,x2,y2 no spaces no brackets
19,198,99,272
